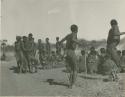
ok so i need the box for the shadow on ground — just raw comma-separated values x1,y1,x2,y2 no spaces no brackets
45,79,69,87
9,66,19,73
79,75,103,80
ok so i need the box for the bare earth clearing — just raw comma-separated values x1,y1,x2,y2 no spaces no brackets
0,52,125,96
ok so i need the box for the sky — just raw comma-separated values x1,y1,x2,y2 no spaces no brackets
1,0,125,44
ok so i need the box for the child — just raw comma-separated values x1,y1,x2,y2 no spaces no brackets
87,47,98,74
78,50,87,73
50,51,57,68
40,50,47,69
98,48,106,74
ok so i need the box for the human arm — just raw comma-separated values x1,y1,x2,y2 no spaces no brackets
72,33,82,45
114,32,125,36
59,35,68,44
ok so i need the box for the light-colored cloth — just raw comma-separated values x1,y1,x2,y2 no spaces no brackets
78,55,86,72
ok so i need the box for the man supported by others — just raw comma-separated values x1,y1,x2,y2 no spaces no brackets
22,33,38,73
15,36,27,73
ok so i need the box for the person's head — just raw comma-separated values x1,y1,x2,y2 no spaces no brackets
46,38,49,43
117,50,121,56
23,36,27,42
51,51,55,55
56,37,59,41
100,48,106,54
28,33,33,39
70,24,78,33
122,50,125,56
38,39,42,43
110,19,118,28
16,36,21,41
90,46,95,52
81,50,85,55
92,50,97,55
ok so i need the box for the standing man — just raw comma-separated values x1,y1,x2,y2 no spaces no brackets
107,19,125,71
59,24,81,88
38,39,44,67
56,37,63,61
45,38,51,61
28,33,38,73
56,37,62,56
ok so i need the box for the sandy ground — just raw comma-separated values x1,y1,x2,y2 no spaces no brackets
0,52,125,96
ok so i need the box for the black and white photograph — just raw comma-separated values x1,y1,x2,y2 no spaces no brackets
0,0,125,96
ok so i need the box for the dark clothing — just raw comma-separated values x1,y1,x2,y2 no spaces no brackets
38,43,44,56
15,41,24,62
107,26,121,68
107,42,120,68
78,55,86,72
120,55,125,72
107,26,120,45
56,41,61,55
45,42,51,56
98,54,106,74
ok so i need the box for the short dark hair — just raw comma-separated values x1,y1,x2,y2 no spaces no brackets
100,48,106,53
29,33,33,37
16,36,21,40
110,19,118,25
23,36,27,40
117,50,121,54
81,50,85,55
90,46,95,51
70,24,78,32
38,39,41,42
56,37,59,40
46,38,49,40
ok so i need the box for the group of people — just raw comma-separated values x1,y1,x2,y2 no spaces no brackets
14,19,125,89
77,47,125,75
15,33,38,73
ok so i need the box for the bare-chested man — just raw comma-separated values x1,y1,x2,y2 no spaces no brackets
59,24,81,88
